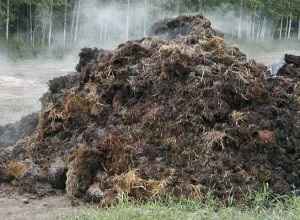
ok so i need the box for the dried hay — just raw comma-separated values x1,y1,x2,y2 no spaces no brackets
100,133,131,174
202,130,232,150
64,93,93,116
113,170,167,199
158,44,185,57
230,111,248,125
7,160,48,194
7,161,28,180
36,103,64,141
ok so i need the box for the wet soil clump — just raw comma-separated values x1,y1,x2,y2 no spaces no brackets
1,14,300,204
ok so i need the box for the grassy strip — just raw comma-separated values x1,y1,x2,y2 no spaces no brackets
66,188,300,220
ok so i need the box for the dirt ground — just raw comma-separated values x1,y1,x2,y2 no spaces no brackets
0,187,76,220
0,197,71,220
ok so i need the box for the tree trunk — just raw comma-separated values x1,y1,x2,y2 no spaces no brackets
99,20,103,44
298,15,300,40
26,22,29,42
285,0,291,38
104,20,109,41
143,0,147,37
134,6,137,38
238,3,243,39
74,0,81,43
29,2,33,45
16,10,19,38
285,16,289,37
63,1,67,48
71,0,77,39
238,14,242,38
261,17,266,40
288,13,292,39
42,21,47,46
176,0,180,15
247,16,251,39
279,17,283,39
252,18,255,40
126,0,130,40
256,22,261,40
271,18,278,39
6,0,10,41
48,0,53,51
33,23,36,46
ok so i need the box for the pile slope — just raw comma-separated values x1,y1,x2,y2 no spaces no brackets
1,14,300,204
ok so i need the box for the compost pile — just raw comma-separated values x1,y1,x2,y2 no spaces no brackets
1,14,300,204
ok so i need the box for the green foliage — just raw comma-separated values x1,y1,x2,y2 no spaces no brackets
0,37,46,59
6,37,33,59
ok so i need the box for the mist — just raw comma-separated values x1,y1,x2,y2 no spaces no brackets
57,1,300,62
0,56,77,125
202,6,300,67
48,1,153,54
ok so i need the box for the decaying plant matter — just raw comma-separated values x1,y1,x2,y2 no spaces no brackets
1,14,300,204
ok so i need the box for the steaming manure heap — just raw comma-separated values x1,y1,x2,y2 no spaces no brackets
2,14,300,204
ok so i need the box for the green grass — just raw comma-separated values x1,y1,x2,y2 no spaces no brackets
65,188,300,220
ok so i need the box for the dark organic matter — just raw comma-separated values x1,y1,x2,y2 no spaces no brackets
1,14,300,204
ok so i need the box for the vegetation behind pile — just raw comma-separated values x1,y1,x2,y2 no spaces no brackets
1,14,300,205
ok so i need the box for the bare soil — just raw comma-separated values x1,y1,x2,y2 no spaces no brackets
0,193,74,220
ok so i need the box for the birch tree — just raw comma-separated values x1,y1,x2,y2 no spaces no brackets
126,0,130,40
48,0,53,50
27,0,34,45
5,0,9,41
294,0,300,39
238,0,243,39
74,0,80,42
279,17,283,38
176,0,180,15
63,0,67,47
298,15,300,39
143,0,147,36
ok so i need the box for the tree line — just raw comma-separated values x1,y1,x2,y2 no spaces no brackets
0,0,300,58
